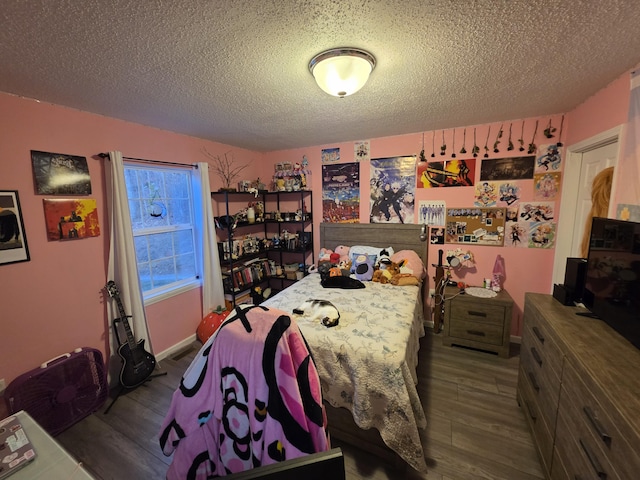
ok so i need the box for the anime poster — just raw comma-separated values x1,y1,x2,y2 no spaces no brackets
504,222,528,248
474,181,499,207
417,159,475,188
321,147,340,163
370,156,416,223
31,150,92,195
498,181,523,206
535,144,562,173
43,198,100,241
505,205,519,223
354,141,370,161
533,172,562,201
518,201,555,222
418,200,446,226
480,156,535,181
528,221,556,248
321,162,360,223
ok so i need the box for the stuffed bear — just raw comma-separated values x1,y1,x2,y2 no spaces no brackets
334,245,351,262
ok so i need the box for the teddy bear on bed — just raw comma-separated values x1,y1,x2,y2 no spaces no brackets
372,260,400,284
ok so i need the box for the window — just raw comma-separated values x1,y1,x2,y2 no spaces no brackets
125,164,200,301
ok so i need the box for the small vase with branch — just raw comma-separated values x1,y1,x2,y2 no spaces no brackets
202,147,251,192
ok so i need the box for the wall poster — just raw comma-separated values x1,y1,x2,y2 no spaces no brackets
321,162,360,223
31,150,92,195
417,159,475,188
445,207,506,246
43,198,101,241
370,156,416,224
0,190,30,265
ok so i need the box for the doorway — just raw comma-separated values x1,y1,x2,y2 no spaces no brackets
552,126,622,287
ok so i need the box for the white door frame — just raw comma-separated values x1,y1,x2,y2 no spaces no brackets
552,125,624,288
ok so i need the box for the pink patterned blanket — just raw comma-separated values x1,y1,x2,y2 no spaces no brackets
159,305,329,479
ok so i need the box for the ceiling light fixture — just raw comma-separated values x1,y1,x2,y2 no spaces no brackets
309,47,376,98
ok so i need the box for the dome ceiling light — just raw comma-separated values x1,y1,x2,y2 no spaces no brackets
308,48,376,98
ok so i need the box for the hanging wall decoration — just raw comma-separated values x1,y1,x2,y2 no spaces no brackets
419,133,427,162
354,141,370,161
0,190,30,266
31,150,91,195
472,128,480,157
518,201,555,222
417,159,475,188
43,198,100,241
451,129,456,158
528,120,539,154
535,144,562,173
493,124,503,153
370,156,416,223
480,156,535,181
518,121,526,152
321,147,340,163
483,126,491,158
507,123,514,151
321,162,360,223
440,130,447,156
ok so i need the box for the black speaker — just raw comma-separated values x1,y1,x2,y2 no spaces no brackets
564,258,587,302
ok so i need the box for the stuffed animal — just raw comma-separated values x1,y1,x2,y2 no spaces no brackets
353,253,375,281
390,273,420,286
318,248,333,263
334,245,351,262
372,260,400,284
337,259,352,276
329,252,341,264
377,248,392,270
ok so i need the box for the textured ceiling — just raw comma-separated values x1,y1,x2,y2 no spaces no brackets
2,1,640,152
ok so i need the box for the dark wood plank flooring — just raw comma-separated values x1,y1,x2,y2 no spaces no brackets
44,331,543,479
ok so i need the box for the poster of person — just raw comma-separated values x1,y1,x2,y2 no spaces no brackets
417,159,475,188
354,141,370,161
518,201,555,222
321,147,340,163
43,198,100,241
321,162,360,223
418,200,446,226
31,150,92,195
480,156,535,181
504,221,528,248
535,144,562,173
474,181,499,207
497,181,523,206
370,156,416,223
528,221,556,248
533,172,562,201
430,227,445,244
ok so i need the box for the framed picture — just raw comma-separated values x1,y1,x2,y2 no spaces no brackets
0,190,30,265
42,198,100,241
31,150,92,195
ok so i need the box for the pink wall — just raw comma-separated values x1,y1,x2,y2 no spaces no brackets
0,93,261,385
1,68,635,386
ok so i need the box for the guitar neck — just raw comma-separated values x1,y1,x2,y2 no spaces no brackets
114,297,138,351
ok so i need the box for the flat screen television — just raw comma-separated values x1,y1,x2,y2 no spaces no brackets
580,217,640,349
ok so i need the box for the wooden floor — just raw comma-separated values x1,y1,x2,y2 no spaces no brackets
45,330,545,480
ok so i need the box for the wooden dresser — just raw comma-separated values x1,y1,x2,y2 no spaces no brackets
443,287,513,357
518,293,640,480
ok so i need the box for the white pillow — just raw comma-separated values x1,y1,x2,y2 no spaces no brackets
349,245,395,257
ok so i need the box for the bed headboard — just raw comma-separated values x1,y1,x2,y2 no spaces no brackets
320,223,428,267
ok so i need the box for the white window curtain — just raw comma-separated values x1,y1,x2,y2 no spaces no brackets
616,69,640,214
105,151,154,383
193,161,225,315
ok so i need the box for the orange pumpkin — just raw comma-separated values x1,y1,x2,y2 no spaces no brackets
197,306,230,343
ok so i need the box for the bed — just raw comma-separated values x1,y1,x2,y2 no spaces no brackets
261,223,429,473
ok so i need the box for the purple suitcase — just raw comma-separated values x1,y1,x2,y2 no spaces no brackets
4,347,108,436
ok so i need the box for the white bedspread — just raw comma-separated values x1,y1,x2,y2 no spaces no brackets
261,273,428,473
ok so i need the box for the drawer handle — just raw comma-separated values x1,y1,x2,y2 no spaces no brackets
467,329,486,336
532,325,545,344
524,400,537,423
530,347,543,367
579,439,607,480
583,407,612,447
467,310,487,317
528,371,540,392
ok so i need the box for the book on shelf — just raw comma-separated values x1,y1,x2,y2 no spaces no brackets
222,258,272,292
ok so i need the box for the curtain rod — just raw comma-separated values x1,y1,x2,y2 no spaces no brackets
97,152,197,169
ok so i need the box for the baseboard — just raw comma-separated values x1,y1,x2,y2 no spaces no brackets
510,335,522,345
155,334,198,363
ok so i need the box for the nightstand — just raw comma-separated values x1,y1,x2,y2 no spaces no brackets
443,287,513,357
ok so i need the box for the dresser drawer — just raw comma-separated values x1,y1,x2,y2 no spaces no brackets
521,306,564,380
518,351,560,431
449,301,505,326
562,360,640,480
517,368,554,473
552,411,621,480
448,318,504,345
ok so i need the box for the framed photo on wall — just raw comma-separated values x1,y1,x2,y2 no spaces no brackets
0,190,30,265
